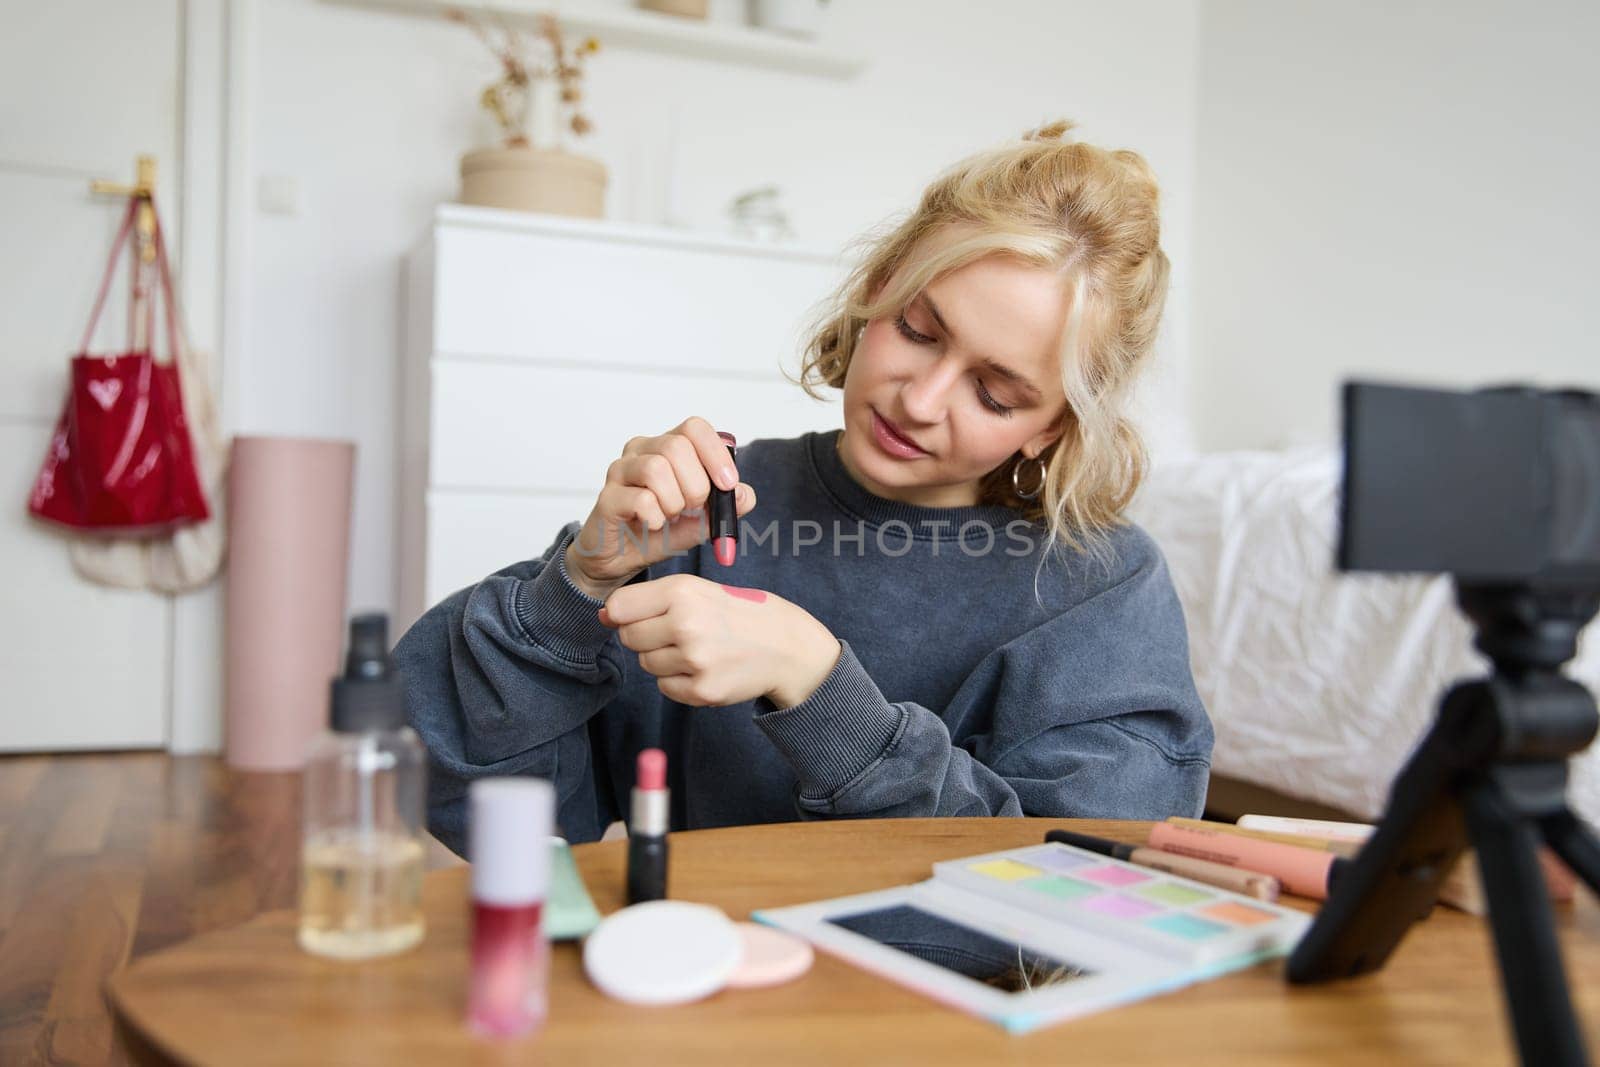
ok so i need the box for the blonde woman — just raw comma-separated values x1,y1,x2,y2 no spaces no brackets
397,121,1212,853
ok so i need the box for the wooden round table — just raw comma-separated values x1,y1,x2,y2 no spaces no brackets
109,817,1600,1065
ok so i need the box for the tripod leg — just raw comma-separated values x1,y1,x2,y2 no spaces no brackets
1543,809,1600,897
1463,779,1588,1066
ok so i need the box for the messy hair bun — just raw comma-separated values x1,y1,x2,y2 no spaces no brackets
1022,119,1076,142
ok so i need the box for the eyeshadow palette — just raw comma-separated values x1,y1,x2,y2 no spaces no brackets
933,844,1302,968
753,841,1311,1034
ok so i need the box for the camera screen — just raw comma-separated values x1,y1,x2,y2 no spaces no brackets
1340,382,1600,581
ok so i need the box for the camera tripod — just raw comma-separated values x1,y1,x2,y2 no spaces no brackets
1286,582,1600,1066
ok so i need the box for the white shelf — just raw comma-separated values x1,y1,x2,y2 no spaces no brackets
325,0,866,78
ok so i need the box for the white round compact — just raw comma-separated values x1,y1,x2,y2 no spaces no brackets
582,900,742,1005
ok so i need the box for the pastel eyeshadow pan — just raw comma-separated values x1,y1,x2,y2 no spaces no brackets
1199,901,1278,926
1148,913,1230,941
1082,894,1163,920
1020,848,1096,874
1135,882,1214,907
1075,864,1152,888
1020,876,1099,901
968,859,1045,882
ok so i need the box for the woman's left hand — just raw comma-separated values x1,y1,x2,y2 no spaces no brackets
598,574,842,709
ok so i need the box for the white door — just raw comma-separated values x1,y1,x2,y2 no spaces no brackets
0,1,187,750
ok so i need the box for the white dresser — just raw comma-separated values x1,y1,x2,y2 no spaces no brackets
398,205,847,628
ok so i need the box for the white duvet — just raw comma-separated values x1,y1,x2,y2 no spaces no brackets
1130,449,1600,829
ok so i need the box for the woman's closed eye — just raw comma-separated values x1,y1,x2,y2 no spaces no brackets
975,380,1015,417
893,313,935,346
894,313,1016,418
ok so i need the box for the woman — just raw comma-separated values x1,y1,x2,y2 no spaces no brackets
396,120,1211,854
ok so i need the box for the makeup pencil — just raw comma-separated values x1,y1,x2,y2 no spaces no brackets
1163,817,1363,857
1146,822,1352,900
1045,829,1281,901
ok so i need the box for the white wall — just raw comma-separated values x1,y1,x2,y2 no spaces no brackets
237,0,1202,621
23,2,1595,750
1191,0,1600,450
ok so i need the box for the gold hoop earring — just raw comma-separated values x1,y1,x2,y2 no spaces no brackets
1012,455,1046,500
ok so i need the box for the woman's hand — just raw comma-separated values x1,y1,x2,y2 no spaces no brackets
565,417,758,600
598,575,842,709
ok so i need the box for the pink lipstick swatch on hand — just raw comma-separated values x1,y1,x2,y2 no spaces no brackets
720,585,767,604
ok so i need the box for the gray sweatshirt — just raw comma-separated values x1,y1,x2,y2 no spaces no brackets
396,430,1212,855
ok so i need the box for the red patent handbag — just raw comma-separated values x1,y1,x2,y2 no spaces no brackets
27,196,210,533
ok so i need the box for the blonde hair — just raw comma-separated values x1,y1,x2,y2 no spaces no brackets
797,119,1169,558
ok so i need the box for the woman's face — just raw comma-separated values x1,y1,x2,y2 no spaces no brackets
838,254,1070,508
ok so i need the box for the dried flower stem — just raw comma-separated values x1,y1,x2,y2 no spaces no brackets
447,6,600,146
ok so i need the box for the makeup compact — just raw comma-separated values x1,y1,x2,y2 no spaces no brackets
583,901,742,1005
753,841,1312,1033
728,923,814,989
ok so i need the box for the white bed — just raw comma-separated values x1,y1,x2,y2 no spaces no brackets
1130,449,1600,829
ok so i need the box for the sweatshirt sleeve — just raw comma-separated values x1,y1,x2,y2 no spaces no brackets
394,522,630,853
751,537,1213,820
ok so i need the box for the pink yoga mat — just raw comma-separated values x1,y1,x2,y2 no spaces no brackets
224,436,355,772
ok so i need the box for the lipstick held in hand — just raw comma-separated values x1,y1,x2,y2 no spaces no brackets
711,432,738,566
468,778,554,1039
627,749,670,904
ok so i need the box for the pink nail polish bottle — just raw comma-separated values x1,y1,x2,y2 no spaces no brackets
468,778,554,1039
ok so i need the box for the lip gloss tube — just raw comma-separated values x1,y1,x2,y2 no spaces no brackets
627,749,669,904
468,778,554,1039
711,432,738,566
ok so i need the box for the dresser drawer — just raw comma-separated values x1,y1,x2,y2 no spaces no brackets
428,358,838,493
433,222,844,374
402,209,850,627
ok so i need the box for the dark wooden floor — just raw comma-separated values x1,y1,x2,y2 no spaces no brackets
0,754,306,1065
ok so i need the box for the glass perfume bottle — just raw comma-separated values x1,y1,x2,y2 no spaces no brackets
298,614,427,959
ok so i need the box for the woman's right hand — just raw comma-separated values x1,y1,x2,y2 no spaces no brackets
564,417,758,600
